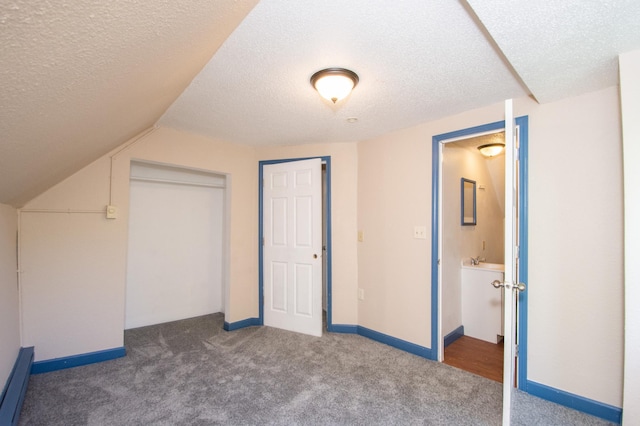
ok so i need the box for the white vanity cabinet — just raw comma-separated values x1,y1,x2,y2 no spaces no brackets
461,263,504,344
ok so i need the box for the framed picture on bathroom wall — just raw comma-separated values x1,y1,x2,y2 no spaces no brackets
461,177,476,226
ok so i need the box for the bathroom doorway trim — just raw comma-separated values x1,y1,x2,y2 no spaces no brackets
430,117,529,390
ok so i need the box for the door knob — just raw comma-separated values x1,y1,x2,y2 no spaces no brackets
491,280,526,292
313,254,318,259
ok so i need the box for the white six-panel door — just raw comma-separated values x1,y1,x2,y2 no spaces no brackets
263,159,322,337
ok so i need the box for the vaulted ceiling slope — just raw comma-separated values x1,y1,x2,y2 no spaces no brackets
0,0,259,206
467,0,640,103
2,1,640,207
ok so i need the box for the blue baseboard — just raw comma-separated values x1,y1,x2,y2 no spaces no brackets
327,324,433,360
526,380,622,424
0,347,34,426
31,347,126,375
357,326,433,359
223,317,261,331
328,325,621,423
327,324,358,333
444,326,464,347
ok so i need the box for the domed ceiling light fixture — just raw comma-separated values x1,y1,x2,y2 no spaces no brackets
310,68,359,104
478,143,505,157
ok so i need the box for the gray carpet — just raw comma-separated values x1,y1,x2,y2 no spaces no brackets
19,314,614,425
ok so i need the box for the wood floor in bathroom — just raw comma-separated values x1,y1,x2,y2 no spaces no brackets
443,336,504,383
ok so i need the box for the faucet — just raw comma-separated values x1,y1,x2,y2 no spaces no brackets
471,256,486,265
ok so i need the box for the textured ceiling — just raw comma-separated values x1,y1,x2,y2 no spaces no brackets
159,0,527,146
0,0,258,206
2,0,640,206
467,0,640,103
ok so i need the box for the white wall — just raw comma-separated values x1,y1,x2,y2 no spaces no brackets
620,49,640,425
0,203,20,390
125,178,224,329
20,127,257,361
357,86,624,407
441,143,504,337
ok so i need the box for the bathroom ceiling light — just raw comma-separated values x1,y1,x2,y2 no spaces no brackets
478,143,505,157
310,68,359,104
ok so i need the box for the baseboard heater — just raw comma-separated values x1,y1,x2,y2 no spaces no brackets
0,347,34,426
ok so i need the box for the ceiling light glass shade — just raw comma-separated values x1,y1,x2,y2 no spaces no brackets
478,143,505,157
310,68,359,104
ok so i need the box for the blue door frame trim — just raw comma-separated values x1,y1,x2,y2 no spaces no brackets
258,157,333,330
431,117,529,379
431,118,620,423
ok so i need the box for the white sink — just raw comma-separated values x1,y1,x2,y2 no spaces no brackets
461,261,505,272
473,262,504,271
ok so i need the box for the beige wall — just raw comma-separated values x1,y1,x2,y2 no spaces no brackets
357,86,623,407
16,86,624,409
620,49,640,425
526,87,623,407
357,126,433,346
357,102,508,348
256,143,359,325
0,203,20,388
20,127,258,360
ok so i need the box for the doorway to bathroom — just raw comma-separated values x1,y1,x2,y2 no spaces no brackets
442,131,506,381
431,117,529,388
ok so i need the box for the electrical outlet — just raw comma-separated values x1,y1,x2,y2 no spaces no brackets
106,205,117,219
358,230,364,242
358,288,365,300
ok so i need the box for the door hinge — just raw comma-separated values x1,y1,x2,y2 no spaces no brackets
515,245,520,260
262,237,265,246
515,344,519,357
